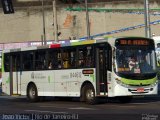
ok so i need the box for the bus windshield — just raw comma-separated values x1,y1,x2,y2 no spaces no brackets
115,46,156,79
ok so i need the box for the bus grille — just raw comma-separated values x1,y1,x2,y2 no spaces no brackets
128,88,151,94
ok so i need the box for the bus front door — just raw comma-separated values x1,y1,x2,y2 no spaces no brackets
96,45,108,96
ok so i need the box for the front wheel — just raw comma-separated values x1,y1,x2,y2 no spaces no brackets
82,84,97,105
27,84,39,102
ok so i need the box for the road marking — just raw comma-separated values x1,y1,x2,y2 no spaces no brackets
116,105,136,108
130,103,148,105
68,107,97,110
25,110,68,114
40,106,97,110
40,106,67,109
130,102,157,105
0,96,16,99
0,96,25,99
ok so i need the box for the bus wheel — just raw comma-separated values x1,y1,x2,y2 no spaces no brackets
82,84,97,105
27,84,39,102
118,96,132,103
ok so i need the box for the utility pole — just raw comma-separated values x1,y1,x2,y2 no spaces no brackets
53,0,58,42
42,0,46,45
1,0,14,14
85,0,91,39
144,0,151,38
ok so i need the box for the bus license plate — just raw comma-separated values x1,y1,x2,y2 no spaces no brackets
137,88,144,92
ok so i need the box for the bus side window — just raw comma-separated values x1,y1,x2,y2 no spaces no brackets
4,53,10,72
57,52,62,68
157,43,160,48
47,50,61,69
48,61,52,69
22,52,34,71
78,48,86,67
61,48,76,69
12,53,21,71
35,51,46,70
86,46,94,67
62,50,69,68
69,49,76,68
78,46,94,68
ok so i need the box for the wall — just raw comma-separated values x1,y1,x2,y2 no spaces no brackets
0,1,160,44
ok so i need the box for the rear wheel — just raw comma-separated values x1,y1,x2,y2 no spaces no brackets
27,84,39,102
82,84,97,105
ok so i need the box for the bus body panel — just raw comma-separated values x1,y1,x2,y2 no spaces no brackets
18,69,96,97
112,73,158,96
20,71,55,96
18,72,32,96
114,82,158,96
2,72,10,95
106,71,115,97
54,69,96,97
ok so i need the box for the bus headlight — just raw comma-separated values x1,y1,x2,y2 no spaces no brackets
150,82,158,87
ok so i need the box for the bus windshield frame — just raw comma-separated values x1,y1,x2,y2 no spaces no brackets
114,38,157,80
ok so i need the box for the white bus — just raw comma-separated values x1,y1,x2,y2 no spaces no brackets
152,36,160,67
1,37,158,104
152,36,160,92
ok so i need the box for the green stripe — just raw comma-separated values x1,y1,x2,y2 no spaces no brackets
1,52,4,73
71,42,81,46
90,74,95,82
48,76,51,83
65,8,160,12
6,77,10,84
121,77,157,85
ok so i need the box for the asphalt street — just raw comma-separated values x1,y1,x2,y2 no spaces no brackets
0,86,160,120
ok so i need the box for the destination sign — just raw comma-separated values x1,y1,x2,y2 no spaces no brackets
118,39,149,46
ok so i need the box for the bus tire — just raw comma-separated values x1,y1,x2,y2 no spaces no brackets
118,96,132,103
82,84,97,105
27,84,39,102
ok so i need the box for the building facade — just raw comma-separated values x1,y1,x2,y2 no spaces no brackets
0,0,160,46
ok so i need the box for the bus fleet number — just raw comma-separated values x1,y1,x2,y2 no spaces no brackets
70,72,82,78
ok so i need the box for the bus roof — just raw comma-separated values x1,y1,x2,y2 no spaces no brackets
152,36,160,48
2,36,153,53
152,36,160,40
152,36,160,42
3,39,109,53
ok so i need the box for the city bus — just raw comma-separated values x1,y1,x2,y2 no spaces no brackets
1,37,158,104
152,36,160,67
152,36,160,92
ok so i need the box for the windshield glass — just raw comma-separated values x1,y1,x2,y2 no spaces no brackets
115,46,156,79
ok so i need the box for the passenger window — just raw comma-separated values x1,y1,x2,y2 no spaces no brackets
86,46,94,67
22,52,34,71
12,53,21,71
78,48,86,67
62,48,76,68
35,51,46,70
78,46,94,68
48,50,61,69
4,53,10,72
